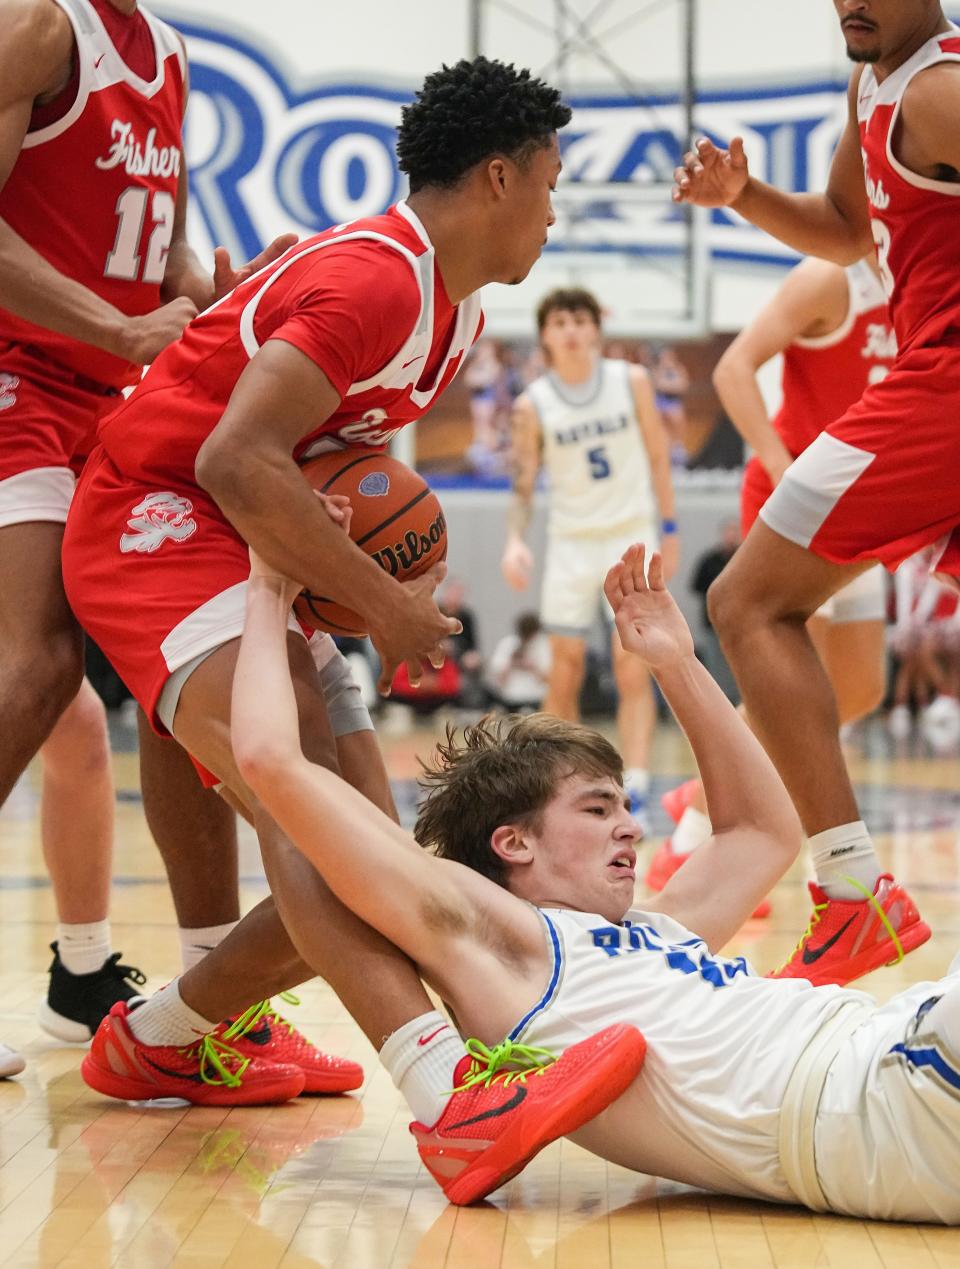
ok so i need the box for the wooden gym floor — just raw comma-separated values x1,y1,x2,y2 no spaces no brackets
1,716,959,1267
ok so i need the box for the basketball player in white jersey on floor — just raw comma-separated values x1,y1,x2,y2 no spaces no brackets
232,539,960,1222
652,257,896,941
501,288,678,822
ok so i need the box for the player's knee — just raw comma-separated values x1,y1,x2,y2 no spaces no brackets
706,569,740,642
5,626,84,728
42,679,110,774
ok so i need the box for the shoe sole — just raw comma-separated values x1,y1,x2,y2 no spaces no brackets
38,1001,94,1044
439,1028,647,1206
300,1070,364,1094
80,1054,305,1106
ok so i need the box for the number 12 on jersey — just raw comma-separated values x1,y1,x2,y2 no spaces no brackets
105,187,175,284
587,445,611,480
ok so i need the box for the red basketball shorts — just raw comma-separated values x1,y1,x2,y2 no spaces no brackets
61,447,302,745
759,341,960,579
0,342,119,528
740,455,775,540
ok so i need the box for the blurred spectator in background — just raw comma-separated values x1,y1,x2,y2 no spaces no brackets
690,518,741,702
651,345,690,464
464,339,502,475
487,613,552,712
439,576,486,709
889,550,960,750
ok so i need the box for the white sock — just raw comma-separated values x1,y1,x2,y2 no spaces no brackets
179,921,238,973
379,1010,465,1127
809,820,881,901
624,768,650,798
927,986,960,1064
127,978,218,1047
672,807,711,856
57,920,112,976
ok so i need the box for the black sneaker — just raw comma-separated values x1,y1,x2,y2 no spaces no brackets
38,942,147,1042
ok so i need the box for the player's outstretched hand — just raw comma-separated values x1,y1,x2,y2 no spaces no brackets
212,233,300,302
672,136,749,208
502,536,534,591
122,296,198,364
603,544,695,670
368,560,463,696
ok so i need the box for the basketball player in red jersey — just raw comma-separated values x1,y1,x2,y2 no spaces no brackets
651,257,893,930
0,0,303,1073
671,0,960,986
63,59,648,1204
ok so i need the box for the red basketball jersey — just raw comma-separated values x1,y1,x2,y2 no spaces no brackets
97,202,484,486
0,0,185,389
858,27,960,353
772,260,895,455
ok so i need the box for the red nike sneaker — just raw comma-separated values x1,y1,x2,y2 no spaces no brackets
645,838,771,919
81,1001,306,1106
769,874,932,987
410,1023,646,1206
660,777,701,826
218,997,363,1094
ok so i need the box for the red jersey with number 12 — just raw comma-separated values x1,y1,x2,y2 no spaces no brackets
772,260,895,455
857,26,960,353
0,0,184,388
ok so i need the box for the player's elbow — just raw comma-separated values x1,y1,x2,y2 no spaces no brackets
232,733,301,801
711,349,750,401
195,433,255,510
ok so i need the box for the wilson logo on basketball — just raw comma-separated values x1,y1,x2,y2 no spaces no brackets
371,509,446,577
119,492,198,554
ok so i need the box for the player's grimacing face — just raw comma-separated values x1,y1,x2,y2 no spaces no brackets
522,774,641,923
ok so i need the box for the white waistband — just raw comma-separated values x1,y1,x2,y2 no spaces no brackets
778,999,874,1210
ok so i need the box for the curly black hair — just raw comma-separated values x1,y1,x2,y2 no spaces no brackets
397,57,571,193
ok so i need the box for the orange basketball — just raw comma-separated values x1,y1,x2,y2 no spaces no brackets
292,450,447,637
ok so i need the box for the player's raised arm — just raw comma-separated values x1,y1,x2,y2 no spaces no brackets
713,257,848,486
629,365,679,579
673,77,872,264
604,547,802,946
231,549,545,989
501,392,542,590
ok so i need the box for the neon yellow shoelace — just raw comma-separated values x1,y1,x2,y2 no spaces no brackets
773,875,904,975
220,991,301,1044
180,1033,251,1088
453,1036,559,1092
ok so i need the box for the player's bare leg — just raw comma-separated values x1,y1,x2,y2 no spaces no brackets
39,677,113,924
611,627,655,821
0,522,143,1041
136,714,241,966
542,633,586,721
807,616,886,727
708,520,929,983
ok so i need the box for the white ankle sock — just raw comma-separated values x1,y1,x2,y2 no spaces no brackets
178,921,238,973
672,807,711,856
379,1010,465,1127
127,978,218,1047
809,820,881,901
57,920,112,976
927,986,960,1064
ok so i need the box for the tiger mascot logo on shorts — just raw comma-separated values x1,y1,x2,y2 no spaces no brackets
119,491,198,554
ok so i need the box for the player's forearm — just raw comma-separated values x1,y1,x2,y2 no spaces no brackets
233,574,304,776
713,357,790,472
0,218,130,356
654,653,798,842
650,449,675,524
161,238,215,310
506,490,533,539
731,181,867,264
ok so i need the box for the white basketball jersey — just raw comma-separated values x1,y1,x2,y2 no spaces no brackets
512,906,867,1202
528,359,655,537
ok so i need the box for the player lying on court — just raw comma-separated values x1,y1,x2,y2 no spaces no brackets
232,542,960,1222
